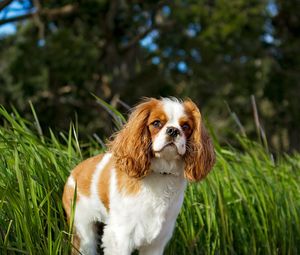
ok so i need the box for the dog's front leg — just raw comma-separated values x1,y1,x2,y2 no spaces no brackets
101,226,133,255
74,221,98,255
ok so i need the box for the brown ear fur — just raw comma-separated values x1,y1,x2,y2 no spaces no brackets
108,98,159,178
183,100,216,181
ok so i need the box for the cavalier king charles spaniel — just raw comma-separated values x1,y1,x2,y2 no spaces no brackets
63,97,215,255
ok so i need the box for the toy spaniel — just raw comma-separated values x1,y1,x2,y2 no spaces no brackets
62,97,215,255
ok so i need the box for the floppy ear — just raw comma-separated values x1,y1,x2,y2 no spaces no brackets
183,100,215,181
109,98,159,178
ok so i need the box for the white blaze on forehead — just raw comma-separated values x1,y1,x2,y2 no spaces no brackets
161,98,185,125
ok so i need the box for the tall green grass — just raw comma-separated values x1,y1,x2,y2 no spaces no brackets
0,106,299,254
169,140,300,255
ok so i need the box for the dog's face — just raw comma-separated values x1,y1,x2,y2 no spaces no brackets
147,98,193,158
109,98,215,181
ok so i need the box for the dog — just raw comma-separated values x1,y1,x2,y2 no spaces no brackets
62,97,215,255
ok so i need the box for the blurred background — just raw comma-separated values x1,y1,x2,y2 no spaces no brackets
0,0,299,153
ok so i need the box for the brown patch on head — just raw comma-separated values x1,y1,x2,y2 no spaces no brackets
179,115,194,138
71,154,104,196
116,167,141,195
147,105,168,139
108,98,160,179
98,160,113,210
182,99,216,181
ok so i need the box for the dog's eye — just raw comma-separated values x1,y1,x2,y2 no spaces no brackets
152,120,162,128
181,123,190,131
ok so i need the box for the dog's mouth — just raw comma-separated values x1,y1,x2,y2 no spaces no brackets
153,142,184,160
153,142,177,153
158,171,180,176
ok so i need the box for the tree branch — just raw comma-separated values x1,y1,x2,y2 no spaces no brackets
121,26,154,51
120,0,173,52
0,0,13,12
32,0,44,40
42,4,78,19
0,12,33,25
0,4,78,26
105,0,119,33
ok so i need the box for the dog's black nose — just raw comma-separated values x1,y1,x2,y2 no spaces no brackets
166,126,180,138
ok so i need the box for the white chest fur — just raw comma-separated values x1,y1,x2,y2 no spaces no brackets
107,158,187,250
138,173,186,245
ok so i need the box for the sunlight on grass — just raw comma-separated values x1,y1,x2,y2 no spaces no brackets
0,106,299,254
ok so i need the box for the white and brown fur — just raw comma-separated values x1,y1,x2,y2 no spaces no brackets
62,97,215,255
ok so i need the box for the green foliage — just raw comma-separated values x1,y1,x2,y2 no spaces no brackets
0,0,300,152
0,106,79,254
170,141,300,254
0,107,299,254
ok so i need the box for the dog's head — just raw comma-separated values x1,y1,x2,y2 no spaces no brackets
109,97,215,180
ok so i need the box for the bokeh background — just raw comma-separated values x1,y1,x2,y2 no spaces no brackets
0,0,299,152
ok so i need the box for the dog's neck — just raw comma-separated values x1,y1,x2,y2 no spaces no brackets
150,156,185,177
